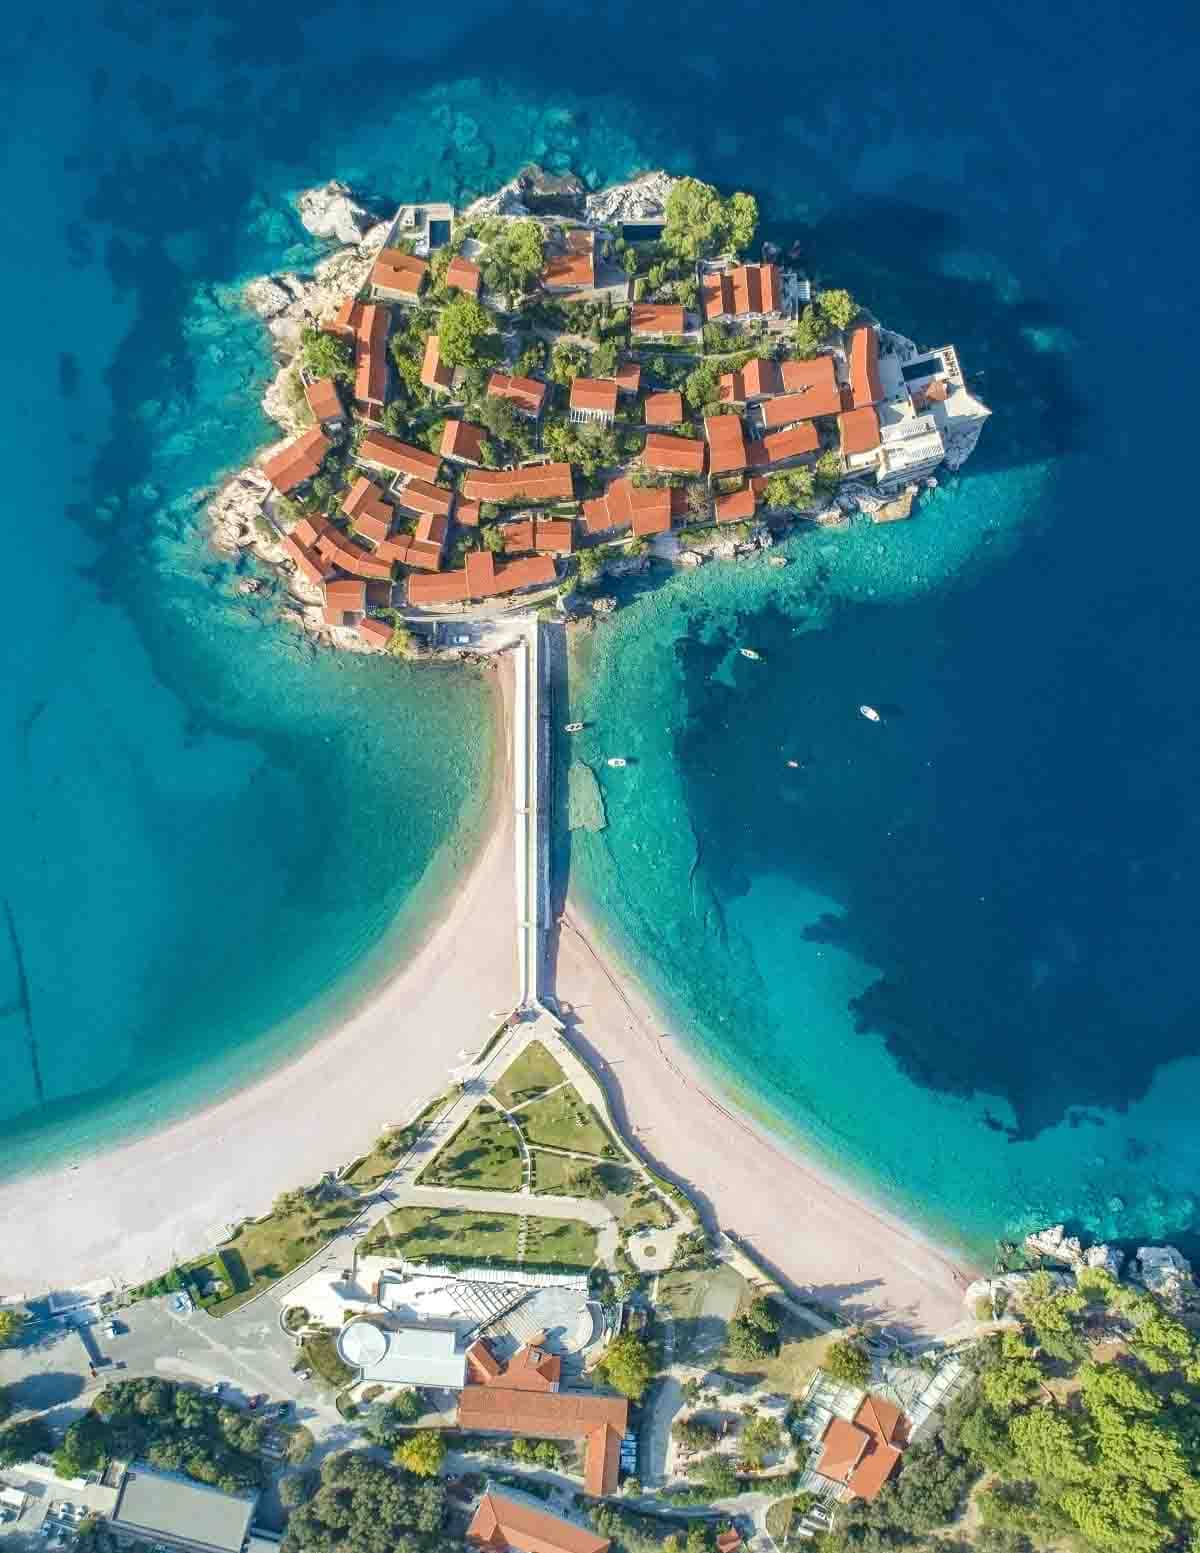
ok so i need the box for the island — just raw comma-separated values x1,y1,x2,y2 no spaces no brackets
215,168,990,653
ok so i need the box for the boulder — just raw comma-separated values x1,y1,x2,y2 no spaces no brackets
678,549,706,569
262,363,311,435
1083,1243,1125,1279
586,170,680,227
515,164,586,215
207,467,274,555
1023,1225,1086,1267
296,180,371,246
243,276,295,319
1135,1245,1194,1308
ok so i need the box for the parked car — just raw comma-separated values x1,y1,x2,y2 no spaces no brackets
295,1368,312,1381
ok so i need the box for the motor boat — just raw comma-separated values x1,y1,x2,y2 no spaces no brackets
606,757,628,769
859,705,882,722
739,647,762,660
564,722,584,733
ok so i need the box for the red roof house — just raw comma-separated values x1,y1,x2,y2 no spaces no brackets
420,335,454,393
370,248,428,302
848,326,883,408
704,413,749,475
441,419,487,465
322,577,367,625
581,478,671,538
702,263,781,321
461,464,573,504
357,616,395,650
304,377,344,426
816,1395,907,1502
570,378,619,421
838,405,882,456
358,432,441,481
714,485,757,524
488,372,547,417
342,477,393,545
643,391,684,427
631,303,686,337
467,1492,610,1553
354,303,391,409
643,432,706,475
261,427,331,493
748,423,820,468
446,255,482,296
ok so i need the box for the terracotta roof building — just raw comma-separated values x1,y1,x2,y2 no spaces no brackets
569,377,618,423
614,362,642,395
702,263,781,322
581,478,671,539
838,405,882,457
358,432,441,482
780,354,842,416
446,255,482,296
441,419,488,465
370,248,428,302
342,477,394,546
704,413,749,475
305,377,345,426
748,423,820,468
467,1492,610,1553
395,478,454,518
457,1381,629,1496
816,1395,907,1502
407,551,556,608
848,326,883,408
631,302,686,337
714,485,757,524
488,372,547,418
315,528,394,581
261,427,332,494
465,1339,504,1384
461,464,573,504
720,358,781,404
643,391,684,427
456,500,482,528
421,335,454,393
643,432,706,475
282,519,333,586
358,616,395,650
355,303,391,410
543,234,595,292
328,297,363,339
323,577,367,626
501,520,574,556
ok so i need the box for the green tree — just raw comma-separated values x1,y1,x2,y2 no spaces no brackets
591,340,620,378
980,1333,1044,1412
0,1417,51,1467
392,1429,445,1477
726,192,758,254
283,1450,445,1553
791,306,830,360
437,292,494,368
54,1413,108,1477
301,327,353,385
687,1451,738,1498
549,343,589,384
0,1309,27,1348
825,1335,871,1388
764,468,815,509
814,449,842,488
663,178,726,259
279,1470,316,1510
739,1410,783,1467
672,1416,720,1452
599,1332,656,1400
816,289,859,333
483,219,545,296
1008,1406,1091,1485
482,525,506,554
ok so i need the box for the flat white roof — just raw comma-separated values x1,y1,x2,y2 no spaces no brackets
113,1467,255,1553
337,1319,467,1388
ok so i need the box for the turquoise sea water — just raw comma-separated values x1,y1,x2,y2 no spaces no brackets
6,0,1198,1263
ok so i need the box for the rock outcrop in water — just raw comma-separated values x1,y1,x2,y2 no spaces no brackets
965,1224,1191,1316
296,179,373,245
1135,1244,1193,1308
585,170,678,226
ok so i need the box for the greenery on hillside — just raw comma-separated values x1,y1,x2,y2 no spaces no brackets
282,1450,447,1553
822,1269,1200,1553
662,178,758,260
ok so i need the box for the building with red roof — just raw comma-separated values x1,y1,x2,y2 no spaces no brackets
643,432,706,476
342,477,393,546
304,377,345,428
501,520,574,556
643,391,684,428
357,616,395,650
407,551,557,608
261,427,332,494
420,335,454,393
282,519,334,587
569,377,619,423
395,479,453,518
714,485,757,524
457,1379,628,1497
315,528,395,581
354,303,391,411
704,413,749,475
446,255,482,296
581,478,671,539
543,232,595,292
816,1395,907,1502
780,354,842,416
631,303,686,337
328,297,363,340
614,361,641,395
719,358,781,404
848,326,883,408
467,1492,610,1553
838,405,882,457
441,419,487,465
455,500,482,528
461,464,573,505
358,432,441,482
323,577,367,626
488,372,547,418
748,423,820,469
702,263,781,322
370,248,428,302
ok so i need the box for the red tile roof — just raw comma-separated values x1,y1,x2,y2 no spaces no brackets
838,405,881,456
748,423,820,468
316,528,395,581
461,464,573,504
816,1395,907,1502
581,478,671,538
703,263,781,320
359,432,441,480
261,428,331,493
456,500,482,528
465,1339,503,1383
467,1493,610,1553
398,478,454,518
499,1344,563,1392
570,378,618,416
329,298,362,339
501,519,536,554
358,616,395,649
370,248,428,299
488,372,547,416
457,1384,628,1496
714,485,757,523
643,432,706,475
407,570,471,606
720,359,781,403
704,414,749,474
355,303,390,407
322,577,367,623
701,271,733,322
533,520,574,555
761,392,823,429
542,252,594,290
305,377,343,422
446,256,482,296
414,511,448,555
780,354,842,415
342,482,393,546
421,335,453,392
282,529,332,586
643,391,684,427
614,362,642,394
715,1534,742,1553
631,303,686,336
441,419,487,464
848,326,883,407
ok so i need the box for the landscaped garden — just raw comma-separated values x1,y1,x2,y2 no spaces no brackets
416,1103,523,1191
515,1086,619,1157
362,1205,521,1263
490,1039,567,1110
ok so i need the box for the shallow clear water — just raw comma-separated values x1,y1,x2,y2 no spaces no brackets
6,0,1198,1262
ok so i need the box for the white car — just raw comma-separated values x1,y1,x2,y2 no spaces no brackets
453,635,470,644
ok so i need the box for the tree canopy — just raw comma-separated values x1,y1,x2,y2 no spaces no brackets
0,1308,27,1348
0,1417,51,1467
282,1450,446,1553
663,178,758,261
301,327,353,386
816,288,860,333
481,220,545,296
392,1430,446,1478
86,1378,264,1493
763,467,815,510
436,293,494,368
825,1335,871,1388
599,1331,657,1400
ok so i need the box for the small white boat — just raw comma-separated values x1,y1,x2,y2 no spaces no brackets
786,759,800,769
859,705,882,722
739,647,762,661
606,757,628,769
564,722,584,733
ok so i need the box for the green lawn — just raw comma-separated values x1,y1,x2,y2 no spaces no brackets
344,1090,457,1188
515,1086,619,1158
417,1103,523,1190
363,1205,523,1263
523,1216,598,1270
491,1041,567,1110
721,1310,838,1394
296,1331,354,1392
656,1264,751,1365
202,1194,359,1315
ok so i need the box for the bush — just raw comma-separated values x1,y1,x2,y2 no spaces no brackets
825,1335,871,1388
393,1430,446,1477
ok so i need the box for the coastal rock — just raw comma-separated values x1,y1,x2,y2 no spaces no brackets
243,275,297,319
249,221,391,358
964,1270,1072,1310
585,169,679,227
296,180,372,246
592,596,618,615
463,177,532,221
262,363,310,435
1134,1245,1194,1308
1024,1224,1087,1267
678,548,706,569
512,164,585,215
207,466,274,555
1084,1243,1125,1278
602,554,650,578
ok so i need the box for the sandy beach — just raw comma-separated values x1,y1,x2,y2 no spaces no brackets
551,902,976,1340
0,662,520,1296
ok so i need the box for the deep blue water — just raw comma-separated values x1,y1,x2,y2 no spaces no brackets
3,0,1198,1255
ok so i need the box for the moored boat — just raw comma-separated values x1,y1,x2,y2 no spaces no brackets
739,647,762,660
564,722,584,733
859,704,882,722
606,757,628,768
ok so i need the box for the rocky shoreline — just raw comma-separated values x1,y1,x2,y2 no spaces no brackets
965,1222,1196,1315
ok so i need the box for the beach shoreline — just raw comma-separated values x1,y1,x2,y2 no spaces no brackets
552,893,979,1340
0,660,519,1297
